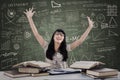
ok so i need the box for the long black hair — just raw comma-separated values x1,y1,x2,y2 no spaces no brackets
46,29,68,61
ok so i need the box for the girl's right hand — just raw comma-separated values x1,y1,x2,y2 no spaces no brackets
24,7,35,18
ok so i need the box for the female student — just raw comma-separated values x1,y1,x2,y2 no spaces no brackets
24,8,94,69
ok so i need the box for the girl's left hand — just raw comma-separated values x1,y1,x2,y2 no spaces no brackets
87,16,94,28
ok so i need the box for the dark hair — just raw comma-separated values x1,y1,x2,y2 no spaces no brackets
46,29,68,61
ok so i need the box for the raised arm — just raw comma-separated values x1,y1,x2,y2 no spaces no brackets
24,8,46,48
70,16,94,50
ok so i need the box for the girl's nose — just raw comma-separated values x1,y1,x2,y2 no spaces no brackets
58,34,61,37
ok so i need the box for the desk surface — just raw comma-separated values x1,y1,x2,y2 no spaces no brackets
0,72,120,80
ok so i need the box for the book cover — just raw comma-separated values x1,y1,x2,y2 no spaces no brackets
4,70,31,78
31,72,49,77
70,61,105,69
18,67,41,73
86,68,118,77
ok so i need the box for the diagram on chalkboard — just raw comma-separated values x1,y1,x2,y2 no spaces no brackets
13,43,20,50
7,9,16,18
96,13,105,23
80,54,92,61
5,9,17,26
51,1,61,8
101,23,109,29
109,17,118,28
108,30,119,37
5,15,16,25
24,31,32,40
92,30,108,41
107,5,117,16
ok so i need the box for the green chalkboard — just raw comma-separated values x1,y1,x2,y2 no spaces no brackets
0,0,120,70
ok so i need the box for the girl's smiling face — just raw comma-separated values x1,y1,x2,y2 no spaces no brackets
54,32,64,44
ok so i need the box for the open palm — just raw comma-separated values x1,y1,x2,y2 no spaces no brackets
87,16,94,28
24,7,35,18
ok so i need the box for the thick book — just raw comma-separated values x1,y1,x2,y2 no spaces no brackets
86,68,118,77
4,70,31,78
31,72,49,77
70,61,105,69
18,67,42,73
13,61,51,68
48,68,81,75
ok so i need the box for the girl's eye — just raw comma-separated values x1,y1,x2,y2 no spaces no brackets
55,33,64,36
58,34,64,36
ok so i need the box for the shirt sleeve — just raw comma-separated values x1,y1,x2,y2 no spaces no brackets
67,44,72,52
42,41,48,54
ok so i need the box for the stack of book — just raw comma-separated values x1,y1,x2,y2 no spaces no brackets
4,61,51,78
86,68,118,78
70,61,118,78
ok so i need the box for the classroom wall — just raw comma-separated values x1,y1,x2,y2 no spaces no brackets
0,0,120,70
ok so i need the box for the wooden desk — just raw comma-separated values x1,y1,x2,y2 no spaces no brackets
0,71,120,80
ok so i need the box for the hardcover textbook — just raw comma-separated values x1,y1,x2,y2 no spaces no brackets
86,68,118,77
70,61,105,69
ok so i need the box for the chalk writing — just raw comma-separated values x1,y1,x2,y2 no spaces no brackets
1,40,10,50
97,46,116,52
8,3,28,7
1,58,18,69
0,52,18,57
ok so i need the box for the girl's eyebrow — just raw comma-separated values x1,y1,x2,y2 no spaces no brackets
56,32,63,34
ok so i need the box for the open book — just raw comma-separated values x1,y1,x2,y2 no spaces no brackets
13,61,51,68
70,61,105,69
86,68,118,77
48,68,81,75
